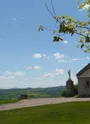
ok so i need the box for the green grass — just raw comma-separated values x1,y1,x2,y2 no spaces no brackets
0,99,18,104
0,102,90,124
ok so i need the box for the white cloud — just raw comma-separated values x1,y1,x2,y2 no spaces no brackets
32,53,42,59
35,78,41,80
42,54,51,59
57,57,80,63
25,65,41,71
43,73,54,78
72,58,80,61
25,66,32,70
86,56,90,60
13,17,16,21
41,54,46,57
63,40,68,44
43,69,64,79
58,59,72,63
55,69,64,75
0,75,9,80
65,56,70,59
58,60,65,63
14,72,25,76
3,71,25,78
32,53,51,59
33,66,40,70
4,71,13,75
53,52,64,59
0,75,15,80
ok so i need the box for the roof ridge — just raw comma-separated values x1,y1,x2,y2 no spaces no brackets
76,63,90,77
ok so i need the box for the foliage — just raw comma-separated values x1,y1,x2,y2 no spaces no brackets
74,84,78,95
1,102,90,123
61,84,78,97
0,99,18,105
61,90,67,97
0,86,65,100
38,0,90,53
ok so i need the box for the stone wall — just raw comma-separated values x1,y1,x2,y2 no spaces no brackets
78,78,90,97
79,69,90,78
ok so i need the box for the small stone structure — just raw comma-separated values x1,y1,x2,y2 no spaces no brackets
77,63,90,97
66,70,74,97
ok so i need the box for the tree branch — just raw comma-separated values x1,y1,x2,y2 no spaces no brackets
74,30,86,37
76,25,90,30
51,0,56,16
45,4,54,18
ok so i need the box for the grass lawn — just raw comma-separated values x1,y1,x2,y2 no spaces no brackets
0,101,90,124
0,99,18,104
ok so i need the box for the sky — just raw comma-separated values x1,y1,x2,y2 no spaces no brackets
0,0,90,89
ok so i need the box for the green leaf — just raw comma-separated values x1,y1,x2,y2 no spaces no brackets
88,21,90,24
38,25,44,32
88,14,90,18
53,36,63,42
67,16,73,21
85,35,90,42
78,2,86,9
61,15,67,19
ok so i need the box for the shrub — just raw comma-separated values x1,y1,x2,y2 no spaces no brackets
61,91,67,97
61,84,78,97
74,84,78,95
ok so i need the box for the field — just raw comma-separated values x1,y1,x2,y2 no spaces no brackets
0,101,90,124
0,86,65,100
0,99,18,105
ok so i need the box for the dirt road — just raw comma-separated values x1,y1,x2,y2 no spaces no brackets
0,97,90,111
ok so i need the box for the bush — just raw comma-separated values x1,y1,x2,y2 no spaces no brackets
74,84,78,95
61,84,78,97
61,91,67,97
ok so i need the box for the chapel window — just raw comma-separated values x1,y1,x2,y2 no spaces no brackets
86,81,89,87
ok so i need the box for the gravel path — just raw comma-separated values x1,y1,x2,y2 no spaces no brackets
0,97,90,111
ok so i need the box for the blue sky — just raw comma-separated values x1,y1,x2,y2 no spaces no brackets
0,0,90,89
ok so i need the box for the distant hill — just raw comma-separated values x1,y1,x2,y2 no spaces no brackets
0,86,65,100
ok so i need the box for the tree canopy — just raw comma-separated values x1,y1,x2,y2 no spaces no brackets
38,0,90,53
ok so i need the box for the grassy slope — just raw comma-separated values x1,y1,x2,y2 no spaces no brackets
0,102,90,124
0,99,18,104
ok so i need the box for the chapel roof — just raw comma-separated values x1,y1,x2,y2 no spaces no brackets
76,63,90,77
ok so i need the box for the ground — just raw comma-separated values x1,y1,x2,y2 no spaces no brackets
1,97,90,111
1,101,90,124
